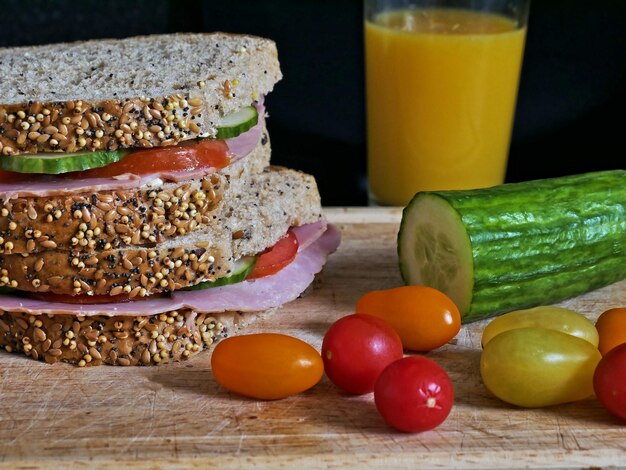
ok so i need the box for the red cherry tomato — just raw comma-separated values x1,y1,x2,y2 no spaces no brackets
322,314,403,394
375,356,454,433
246,230,299,279
211,333,323,400
593,342,626,420
356,286,461,352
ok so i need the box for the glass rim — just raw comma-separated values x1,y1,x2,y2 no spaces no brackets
364,0,531,27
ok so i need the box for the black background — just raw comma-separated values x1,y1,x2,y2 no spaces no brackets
0,0,624,205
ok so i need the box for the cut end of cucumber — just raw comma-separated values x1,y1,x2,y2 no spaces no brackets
398,193,474,315
183,256,257,290
215,106,258,139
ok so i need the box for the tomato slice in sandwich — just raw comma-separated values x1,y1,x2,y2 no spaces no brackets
246,230,299,280
70,139,230,179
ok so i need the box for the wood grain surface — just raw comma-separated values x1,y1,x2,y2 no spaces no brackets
1,207,625,469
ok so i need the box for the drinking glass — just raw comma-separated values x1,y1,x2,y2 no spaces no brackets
365,0,530,206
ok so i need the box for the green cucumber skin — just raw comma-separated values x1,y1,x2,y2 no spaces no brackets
405,170,626,323
0,149,129,174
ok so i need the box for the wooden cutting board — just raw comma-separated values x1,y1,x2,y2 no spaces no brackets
1,207,625,469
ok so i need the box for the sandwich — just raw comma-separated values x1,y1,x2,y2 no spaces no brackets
0,33,340,366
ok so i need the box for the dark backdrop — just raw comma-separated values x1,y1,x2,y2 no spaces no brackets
1,0,624,205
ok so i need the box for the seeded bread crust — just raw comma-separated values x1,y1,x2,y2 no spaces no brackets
0,307,278,366
0,132,270,255
0,168,323,295
0,33,282,156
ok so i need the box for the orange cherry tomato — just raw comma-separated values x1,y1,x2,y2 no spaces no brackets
211,333,323,400
246,230,299,279
71,139,230,178
356,286,461,352
596,308,626,356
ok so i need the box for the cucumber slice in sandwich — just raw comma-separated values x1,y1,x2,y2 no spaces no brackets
215,106,258,139
184,256,257,290
0,149,130,174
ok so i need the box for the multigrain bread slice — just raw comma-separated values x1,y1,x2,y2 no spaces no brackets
0,131,271,255
0,307,279,366
0,33,281,156
0,167,323,295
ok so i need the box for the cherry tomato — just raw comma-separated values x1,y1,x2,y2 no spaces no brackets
482,306,599,348
374,356,454,433
480,327,601,407
595,308,626,356
322,314,403,394
356,286,460,351
211,333,323,400
246,230,299,279
594,342,626,420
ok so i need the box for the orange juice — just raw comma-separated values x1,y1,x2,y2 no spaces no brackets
365,9,527,205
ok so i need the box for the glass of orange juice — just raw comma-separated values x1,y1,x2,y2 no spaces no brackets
365,0,530,206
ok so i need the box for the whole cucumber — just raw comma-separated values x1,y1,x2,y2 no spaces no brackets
398,170,626,323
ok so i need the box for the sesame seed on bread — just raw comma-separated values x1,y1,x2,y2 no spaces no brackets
0,33,282,156
0,166,323,296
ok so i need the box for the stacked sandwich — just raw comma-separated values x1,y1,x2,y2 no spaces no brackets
0,33,340,366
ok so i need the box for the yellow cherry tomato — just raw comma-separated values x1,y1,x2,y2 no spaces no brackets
211,333,323,400
481,306,599,348
481,327,601,408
